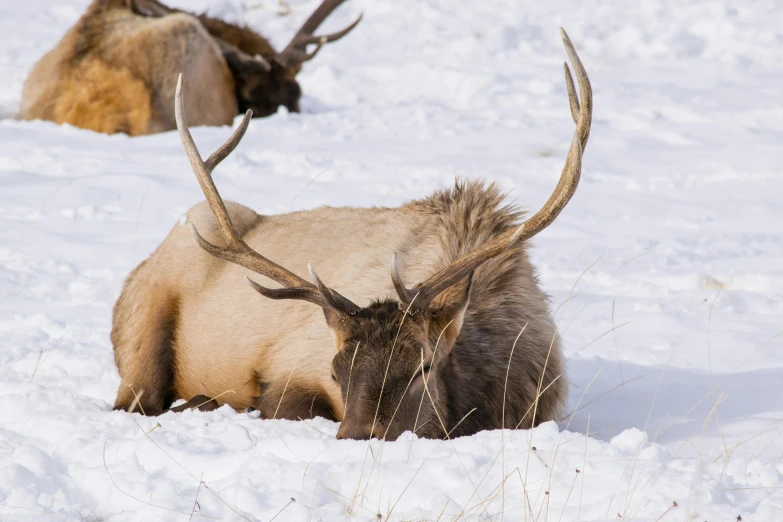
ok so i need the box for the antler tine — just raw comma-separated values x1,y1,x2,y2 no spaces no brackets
391,253,418,304
244,275,320,302
131,0,173,17
564,63,579,124
560,27,592,146
309,264,361,315
175,74,359,314
394,29,593,310
204,110,252,172
289,0,348,40
278,0,362,65
289,13,363,49
175,74,247,246
278,37,327,66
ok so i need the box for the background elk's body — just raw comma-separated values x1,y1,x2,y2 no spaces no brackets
20,0,360,135
112,183,566,434
21,0,236,135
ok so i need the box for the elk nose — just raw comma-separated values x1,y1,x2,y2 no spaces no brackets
336,423,379,441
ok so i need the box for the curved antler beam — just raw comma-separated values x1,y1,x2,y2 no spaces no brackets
392,28,593,311
175,73,359,316
277,0,363,66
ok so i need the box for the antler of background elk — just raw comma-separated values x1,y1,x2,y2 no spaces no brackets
133,0,362,70
276,0,363,66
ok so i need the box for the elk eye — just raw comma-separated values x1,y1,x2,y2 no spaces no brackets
331,373,337,382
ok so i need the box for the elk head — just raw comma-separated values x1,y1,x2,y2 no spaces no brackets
173,28,591,440
222,0,362,117
133,0,361,117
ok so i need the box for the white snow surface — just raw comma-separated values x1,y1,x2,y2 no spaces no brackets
1,0,782,520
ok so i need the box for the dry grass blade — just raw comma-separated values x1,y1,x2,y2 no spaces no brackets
566,320,631,360
189,473,204,522
722,486,783,491
102,440,219,519
350,295,420,513
302,450,329,488
269,498,296,521
561,367,601,429
383,356,429,441
384,407,477,522
29,349,44,383
133,187,149,265
343,341,361,416
0,504,70,522
289,166,332,205
456,376,562,520
556,468,580,522
611,299,624,381
707,291,729,458
127,385,145,416
501,323,529,518
578,415,589,521
653,500,678,522
621,356,672,518
562,374,643,422
680,392,726,519
323,485,377,517
521,256,600,519
273,351,305,420
407,320,457,461
124,415,252,521
415,360,488,518
459,259,598,521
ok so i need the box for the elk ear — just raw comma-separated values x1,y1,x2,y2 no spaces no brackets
427,273,473,354
322,307,347,350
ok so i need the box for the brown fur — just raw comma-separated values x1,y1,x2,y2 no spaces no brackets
196,15,278,60
22,0,237,135
112,181,568,438
52,58,153,136
19,0,327,135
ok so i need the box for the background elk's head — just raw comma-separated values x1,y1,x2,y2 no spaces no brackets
133,0,361,116
173,28,591,440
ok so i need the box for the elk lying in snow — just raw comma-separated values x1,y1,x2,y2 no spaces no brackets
20,0,360,136
111,29,591,440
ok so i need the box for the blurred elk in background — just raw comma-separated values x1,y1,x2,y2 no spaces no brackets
19,0,361,136
111,29,591,440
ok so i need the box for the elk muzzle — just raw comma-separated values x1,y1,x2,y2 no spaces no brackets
335,421,384,440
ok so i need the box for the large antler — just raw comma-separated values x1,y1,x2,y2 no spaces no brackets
277,0,362,66
131,0,171,16
175,75,359,316
392,28,593,310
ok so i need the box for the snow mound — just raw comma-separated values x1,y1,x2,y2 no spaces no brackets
1,0,781,520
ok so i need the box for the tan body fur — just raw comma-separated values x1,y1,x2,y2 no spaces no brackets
112,183,566,429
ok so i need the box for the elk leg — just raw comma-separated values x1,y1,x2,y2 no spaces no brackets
169,395,220,412
112,325,176,416
254,383,338,422
112,275,179,415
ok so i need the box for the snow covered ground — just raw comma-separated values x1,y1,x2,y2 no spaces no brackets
1,0,782,520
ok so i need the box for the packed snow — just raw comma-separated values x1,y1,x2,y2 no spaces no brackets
1,0,782,520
